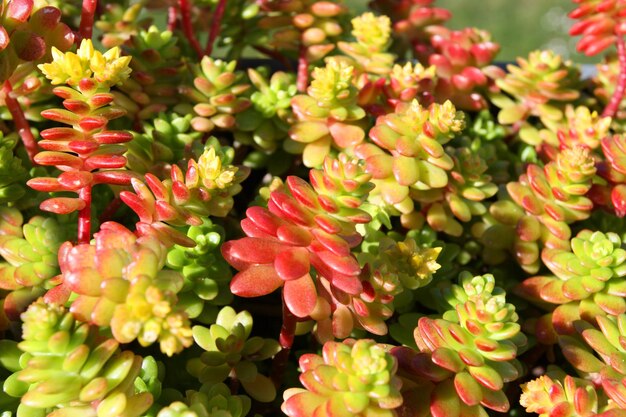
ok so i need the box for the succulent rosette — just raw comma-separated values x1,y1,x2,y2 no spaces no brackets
521,230,626,332
179,57,250,133
52,222,192,356
411,146,498,236
498,147,597,273
491,50,583,147
355,99,464,216
187,306,280,403
423,26,504,111
520,374,619,417
235,68,297,154
3,300,153,417
412,273,526,415
222,154,372,319
113,26,183,120
282,339,403,417
336,12,395,76
287,59,368,167
0,0,74,83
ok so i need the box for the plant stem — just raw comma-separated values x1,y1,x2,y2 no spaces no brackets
179,0,204,59
2,81,38,164
78,0,98,42
78,186,92,244
167,6,178,31
603,36,626,118
253,46,293,71
296,44,309,92
205,0,227,56
271,295,297,387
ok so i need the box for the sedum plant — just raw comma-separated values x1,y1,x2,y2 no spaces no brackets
5,1,626,417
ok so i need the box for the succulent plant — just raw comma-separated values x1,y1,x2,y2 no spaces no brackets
0,133,26,205
157,383,251,417
500,146,597,273
410,146,498,236
121,140,250,246
3,300,153,417
413,272,526,414
179,57,250,134
222,154,372,319
259,0,345,65
383,61,437,110
336,12,395,76
355,99,464,216
187,306,280,402
287,59,368,167
0,0,74,83
282,339,403,417
0,207,65,292
27,39,135,246
491,50,582,147
113,26,183,121
166,218,233,324
53,221,192,356
235,68,297,154
95,2,151,48
422,27,504,111
569,0,626,56
520,374,617,417
520,230,626,333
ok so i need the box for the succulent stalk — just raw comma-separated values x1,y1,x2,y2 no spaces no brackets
205,0,228,56
1,80,37,163
179,0,203,58
603,37,626,118
78,0,97,42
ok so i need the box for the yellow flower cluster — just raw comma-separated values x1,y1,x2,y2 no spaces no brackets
38,39,132,87
351,12,391,50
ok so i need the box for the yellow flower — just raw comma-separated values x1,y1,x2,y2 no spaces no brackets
351,12,391,50
309,59,355,105
38,39,131,88
196,147,239,190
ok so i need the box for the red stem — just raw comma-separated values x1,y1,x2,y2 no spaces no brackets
78,0,98,42
78,186,92,244
271,294,297,388
296,44,309,92
167,6,178,32
179,0,204,58
2,81,38,164
205,0,228,56
603,36,626,118
253,46,293,71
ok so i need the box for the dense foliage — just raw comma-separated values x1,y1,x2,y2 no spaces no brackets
4,0,626,416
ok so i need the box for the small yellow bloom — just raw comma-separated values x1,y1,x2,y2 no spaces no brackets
38,39,131,88
197,147,239,190
351,12,391,50
309,59,355,104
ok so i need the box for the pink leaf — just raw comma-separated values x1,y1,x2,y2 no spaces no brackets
284,274,317,318
275,248,310,281
230,264,283,297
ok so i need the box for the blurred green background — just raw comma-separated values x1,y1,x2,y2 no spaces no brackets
350,0,597,63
